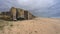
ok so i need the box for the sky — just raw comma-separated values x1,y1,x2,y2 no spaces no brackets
0,0,60,18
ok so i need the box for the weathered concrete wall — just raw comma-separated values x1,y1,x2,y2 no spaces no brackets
17,9,24,18
10,7,17,20
28,12,33,19
24,10,28,20
27,11,36,20
24,10,36,20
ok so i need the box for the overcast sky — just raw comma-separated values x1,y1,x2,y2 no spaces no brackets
0,0,60,18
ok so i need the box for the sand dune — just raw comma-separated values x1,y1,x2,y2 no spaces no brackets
0,18,60,34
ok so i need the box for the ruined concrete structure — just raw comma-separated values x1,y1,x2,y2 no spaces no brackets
1,7,36,21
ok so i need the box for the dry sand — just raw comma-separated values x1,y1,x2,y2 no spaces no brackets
0,18,60,34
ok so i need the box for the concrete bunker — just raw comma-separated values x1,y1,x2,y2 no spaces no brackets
1,7,36,21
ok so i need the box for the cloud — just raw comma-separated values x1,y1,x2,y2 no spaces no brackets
0,0,60,18
17,0,55,10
